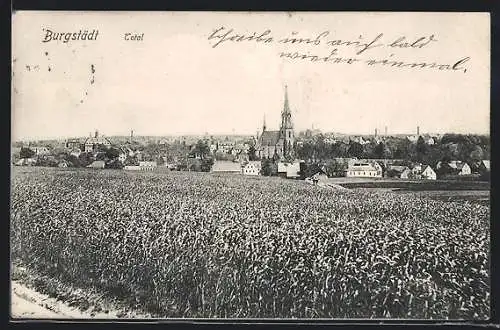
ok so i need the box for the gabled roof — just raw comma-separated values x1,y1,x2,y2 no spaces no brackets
421,165,434,172
388,165,409,173
348,163,377,171
85,136,112,145
212,161,241,172
259,131,280,146
244,161,261,169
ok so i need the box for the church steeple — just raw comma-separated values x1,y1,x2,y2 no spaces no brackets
262,114,267,131
283,85,290,114
280,84,295,160
281,85,293,130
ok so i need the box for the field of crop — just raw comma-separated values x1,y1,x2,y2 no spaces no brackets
10,167,490,319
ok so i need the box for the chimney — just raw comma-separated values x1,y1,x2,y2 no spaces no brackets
417,126,420,136
130,129,134,142
375,128,378,137
95,130,99,138
385,126,388,136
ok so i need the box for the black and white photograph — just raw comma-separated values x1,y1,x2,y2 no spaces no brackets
10,11,490,320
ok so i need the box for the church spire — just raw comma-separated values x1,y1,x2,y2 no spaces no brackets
262,114,267,131
281,84,293,129
283,85,290,115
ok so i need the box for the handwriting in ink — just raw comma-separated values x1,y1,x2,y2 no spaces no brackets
208,27,273,48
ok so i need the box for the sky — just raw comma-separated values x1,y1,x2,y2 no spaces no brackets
12,11,490,141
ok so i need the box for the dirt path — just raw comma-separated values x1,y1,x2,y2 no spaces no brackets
10,265,154,319
11,281,99,319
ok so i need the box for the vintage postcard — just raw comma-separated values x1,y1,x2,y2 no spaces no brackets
11,11,490,320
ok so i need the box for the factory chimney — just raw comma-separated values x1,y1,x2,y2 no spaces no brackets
375,128,378,137
385,126,388,136
417,126,420,136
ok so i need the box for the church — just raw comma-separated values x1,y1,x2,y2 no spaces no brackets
256,86,295,160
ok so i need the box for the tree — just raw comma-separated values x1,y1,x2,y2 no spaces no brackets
248,145,257,161
190,140,210,160
261,159,275,176
201,157,214,172
326,160,347,177
105,147,121,160
96,152,107,161
347,142,363,158
415,136,428,163
106,159,124,169
124,156,139,166
67,155,81,167
78,152,94,167
20,147,35,159
36,156,58,167
156,156,165,166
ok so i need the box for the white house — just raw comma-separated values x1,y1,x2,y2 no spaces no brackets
309,170,328,184
118,152,127,163
139,161,157,171
421,165,437,180
242,161,261,176
480,160,490,172
277,161,302,179
456,162,471,176
346,163,382,178
411,163,422,175
400,168,412,179
124,165,141,171
426,137,435,145
58,160,69,168
31,146,50,155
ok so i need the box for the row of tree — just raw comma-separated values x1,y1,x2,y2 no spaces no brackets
295,134,489,167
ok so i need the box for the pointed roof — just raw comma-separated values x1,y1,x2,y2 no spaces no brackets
283,85,290,114
281,85,293,129
259,131,280,146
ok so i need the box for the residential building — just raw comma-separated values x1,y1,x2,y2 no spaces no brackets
31,146,50,155
70,149,82,158
242,161,261,176
139,161,157,171
84,130,112,152
124,165,141,171
65,138,83,150
211,160,242,173
387,165,409,178
58,160,69,168
346,162,382,178
420,165,437,180
455,162,471,176
400,168,412,179
480,160,490,172
277,161,301,179
308,168,328,184
87,160,105,169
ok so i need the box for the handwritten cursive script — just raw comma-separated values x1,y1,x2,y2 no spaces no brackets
207,26,471,74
